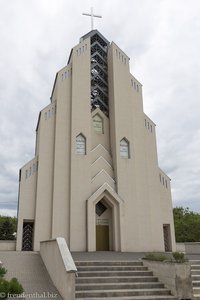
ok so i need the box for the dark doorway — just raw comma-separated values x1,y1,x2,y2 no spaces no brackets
22,221,34,251
163,224,172,252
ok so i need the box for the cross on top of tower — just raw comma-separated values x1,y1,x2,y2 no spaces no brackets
82,7,102,30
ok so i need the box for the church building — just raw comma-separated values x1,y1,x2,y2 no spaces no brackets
16,29,176,252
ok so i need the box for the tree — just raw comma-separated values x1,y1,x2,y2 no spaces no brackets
173,207,200,242
0,216,17,240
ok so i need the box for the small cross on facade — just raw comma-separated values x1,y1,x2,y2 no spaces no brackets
82,7,102,30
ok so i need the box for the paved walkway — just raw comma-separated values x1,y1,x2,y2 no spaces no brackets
72,251,146,261
72,251,200,261
0,251,62,300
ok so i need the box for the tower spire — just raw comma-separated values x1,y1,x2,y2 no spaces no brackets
82,7,102,30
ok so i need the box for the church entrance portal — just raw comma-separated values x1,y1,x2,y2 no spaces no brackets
95,200,112,251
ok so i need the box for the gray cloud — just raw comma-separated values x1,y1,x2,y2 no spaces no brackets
0,0,200,216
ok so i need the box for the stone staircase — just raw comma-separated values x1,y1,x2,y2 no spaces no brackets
190,260,200,299
75,260,177,299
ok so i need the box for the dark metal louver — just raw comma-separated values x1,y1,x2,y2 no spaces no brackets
22,223,33,251
90,32,109,116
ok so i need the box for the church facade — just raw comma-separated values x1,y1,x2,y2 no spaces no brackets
16,30,176,252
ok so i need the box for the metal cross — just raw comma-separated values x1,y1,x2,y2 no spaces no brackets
82,7,102,30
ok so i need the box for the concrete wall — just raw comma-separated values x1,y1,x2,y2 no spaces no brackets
177,242,200,254
107,41,175,252
108,42,144,251
176,243,186,253
159,168,176,251
34,102,56,251
40,237,77,300
0,241,16,251
16,157,38,251
51,65,72,244
69,37,92,251
143,260,193,300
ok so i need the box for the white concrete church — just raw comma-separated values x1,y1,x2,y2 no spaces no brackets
16,29,176,253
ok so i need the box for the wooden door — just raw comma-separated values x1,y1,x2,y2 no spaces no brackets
96,225,109,251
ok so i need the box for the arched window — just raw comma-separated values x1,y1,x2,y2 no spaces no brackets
120,138,130,158
76,134,86,155
93,114,103,133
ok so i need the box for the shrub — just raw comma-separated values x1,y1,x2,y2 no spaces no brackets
172,251,187,263
0,267,23,298
143,253,168,261
8,277,24,294
0,278,9,298
0,267,7,278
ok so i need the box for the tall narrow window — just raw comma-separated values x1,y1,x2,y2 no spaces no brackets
163,224,172,252
93,114,103,133
120,138,130,158
76,134,86,155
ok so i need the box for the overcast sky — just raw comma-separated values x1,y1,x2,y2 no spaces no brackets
0,0,200,217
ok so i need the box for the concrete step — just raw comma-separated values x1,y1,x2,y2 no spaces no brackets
193,281,200,287
76,282,164,291
190,261,200,265
191,270,200,275
77,270,154,277
194,287,200,294
77,265,148,271
190,261,200,298
192,275,200,281
75,259,175,299
191,265,200,270
75,288,172,298
76,276,159,284
75,260,143,266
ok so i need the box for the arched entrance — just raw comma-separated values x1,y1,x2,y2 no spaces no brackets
87,184,125,252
